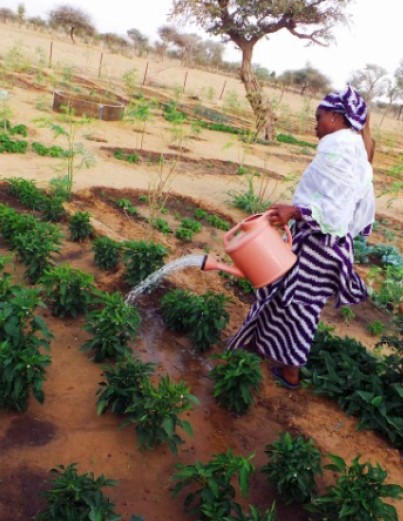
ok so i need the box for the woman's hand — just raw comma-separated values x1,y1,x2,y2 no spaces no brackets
267,204,299,227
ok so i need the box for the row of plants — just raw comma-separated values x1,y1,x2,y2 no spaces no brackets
0,131,28,153
354,235,402,267
302,325,403,448
0,119,28,136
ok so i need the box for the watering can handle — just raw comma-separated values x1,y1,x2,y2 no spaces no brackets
223,211,293,249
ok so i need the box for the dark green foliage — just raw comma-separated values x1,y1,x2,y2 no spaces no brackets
122,241,167,286
368,319,385,337
40,265,97,318
0,203,38,247
210,350,262,414
113,149,140,163
198,120,245,135
0,279,52,411
302,330,403,448
354,236,402,267
115,198,138,215
172,449,255,520
306,455,403,520
36,463,121,521
276,133,316,148
81,292,141,362
194,207,208,220
262,432,322,504
124,376,199,454
9,123,28,137
93,236,121,271
163,101,187,123
32,141,69,157
69,211,94,241
96,356,155,416
234,504,276,521
206,213,231,231
160,289,230,352
0,132,28,153
180,217,202,233
150,217,172,235
175,226,194,242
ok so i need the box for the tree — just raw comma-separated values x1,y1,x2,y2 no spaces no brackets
349,63,388,102
127,28,151,56
48,5,95,44
0,8,16,24
17,3,25,27
278,63,331,95
171,0,352,140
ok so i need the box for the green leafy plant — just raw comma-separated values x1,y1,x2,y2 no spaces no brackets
180,217,202,233
175,226,194,242
122,241,168,286
210,350,263,414
306,454,403,520
206,213,231,231
36,463,121,521
123,376,199,454
93,236,121,271
32,141,68,157
40,265,97,318
194,207,208,220
0,282,52,411
276,133,316,148
228,176,271,214
113,149,140,164
0,132,28,153
161,289,230,352
96,356,155,416
340,306,355,324
150,216,172,235
81,292,141,362
69,211,94,241
172,449,255,520
368,319,385,337
262,432,322,504
115,198,139,216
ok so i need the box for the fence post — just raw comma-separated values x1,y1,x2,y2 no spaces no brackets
219,80,227,100
183,70,188,93
48,41,53,68
98,52,103,78
142,61,149,86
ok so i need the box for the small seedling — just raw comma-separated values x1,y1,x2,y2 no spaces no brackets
367,319,385,337
340,306,355,324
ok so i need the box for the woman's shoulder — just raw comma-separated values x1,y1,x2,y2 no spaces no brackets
318,129,366,158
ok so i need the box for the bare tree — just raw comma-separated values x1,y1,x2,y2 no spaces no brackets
48,5,95,44
349,63,388,102
170,0,351,140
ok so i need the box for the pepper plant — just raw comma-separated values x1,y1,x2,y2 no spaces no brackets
36,463,121,521
96,356,155,416
81,291,141,362
69,211,94,241
122,240,168,286
262,432,322,504
306,454,403,520
161,289,230,352
123,376,199,454
209,349,263,414
40,265,97,318
92,236,121,271
172,449,255,520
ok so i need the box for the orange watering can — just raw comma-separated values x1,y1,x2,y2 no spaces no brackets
201,210,297,288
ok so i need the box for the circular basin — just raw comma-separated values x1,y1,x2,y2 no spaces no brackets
53,90,125,121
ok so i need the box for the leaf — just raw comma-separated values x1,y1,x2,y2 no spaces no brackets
162,416,174,437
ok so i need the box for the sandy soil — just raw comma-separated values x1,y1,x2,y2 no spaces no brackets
0,23,402,521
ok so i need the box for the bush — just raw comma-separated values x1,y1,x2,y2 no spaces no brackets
262,432,322,504
210,350,263,414
36,463,121,521
93,236,121,271
122,241,168,286
69,211,93,241
40,265,97,318
161,289,230,352
81,292,141,362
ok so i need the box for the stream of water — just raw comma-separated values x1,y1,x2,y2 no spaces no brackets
125,254,205,304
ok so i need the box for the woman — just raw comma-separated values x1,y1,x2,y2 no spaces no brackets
228,85,375,389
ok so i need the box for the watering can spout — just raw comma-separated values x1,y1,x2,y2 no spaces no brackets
201,255,245,279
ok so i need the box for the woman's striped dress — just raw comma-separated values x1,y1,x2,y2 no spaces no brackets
227,209,369,367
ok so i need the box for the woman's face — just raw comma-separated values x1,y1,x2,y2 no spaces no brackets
315,108,335,139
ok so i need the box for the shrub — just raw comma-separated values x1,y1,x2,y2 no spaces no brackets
368,319,385,337
0,132,28,153
36,463,121,521
172,449,255,520
81,292,141,362
122,241,167,286
32,141,68,157
210,350,263,414
262,432,322,504
228,177,270,214
306,454,403,520
194,208,207,220
93,236,121,271
69,211,93,241
180,217,202,233
96,356,155,416
161,289,230,352
40,265,97,318
124,376,199,454
206,213,231,231
175,226,194,242
150,217,172,235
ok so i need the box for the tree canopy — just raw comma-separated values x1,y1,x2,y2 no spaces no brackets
49,5,95,43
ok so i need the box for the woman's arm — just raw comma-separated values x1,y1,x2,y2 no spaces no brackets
360,112,375,164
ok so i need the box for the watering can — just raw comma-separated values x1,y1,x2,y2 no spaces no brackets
201,211,297,288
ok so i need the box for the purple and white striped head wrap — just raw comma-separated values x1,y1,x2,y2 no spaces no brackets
318,85,367,131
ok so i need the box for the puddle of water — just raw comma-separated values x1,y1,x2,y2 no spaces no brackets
0,416,56,450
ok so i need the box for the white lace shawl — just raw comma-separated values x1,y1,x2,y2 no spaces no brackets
293,129,375,238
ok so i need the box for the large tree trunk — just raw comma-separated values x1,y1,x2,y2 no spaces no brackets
239,42,275,141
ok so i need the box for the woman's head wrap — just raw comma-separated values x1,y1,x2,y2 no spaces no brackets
318,85,367,131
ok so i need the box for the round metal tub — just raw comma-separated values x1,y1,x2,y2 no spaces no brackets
53,90,125,121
